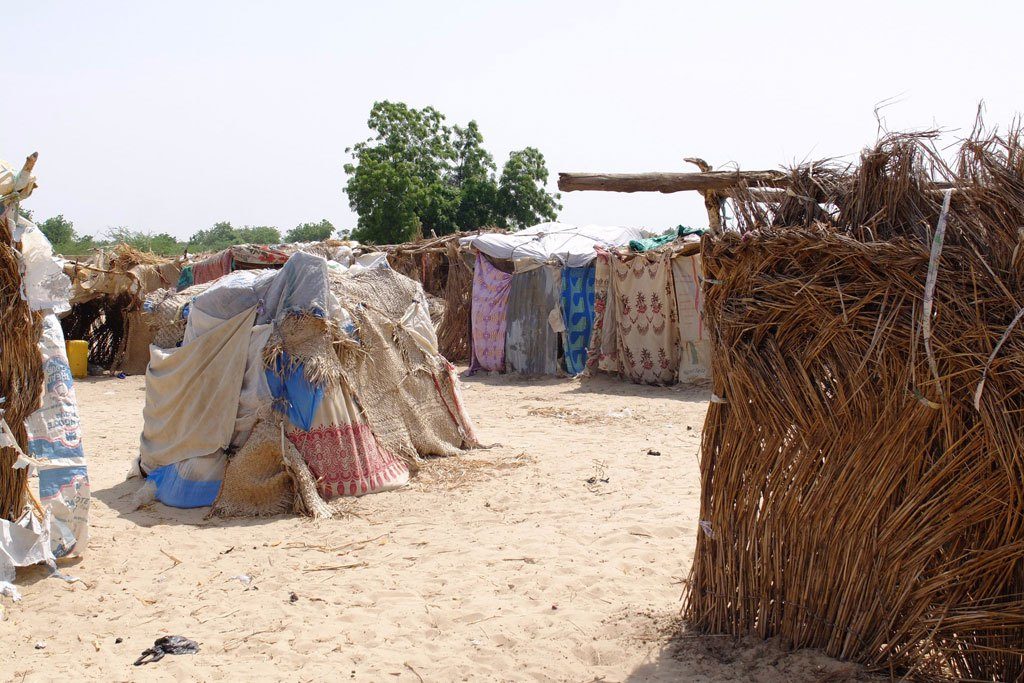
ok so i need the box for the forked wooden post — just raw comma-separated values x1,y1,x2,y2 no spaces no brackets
557,165,792,235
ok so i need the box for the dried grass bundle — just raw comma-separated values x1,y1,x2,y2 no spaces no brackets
0,204,43,520
686,125,1024,680
437,242,472,361
109,242,168,270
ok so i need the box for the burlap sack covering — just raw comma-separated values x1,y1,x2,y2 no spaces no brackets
329,268,476,469
210,418,331,519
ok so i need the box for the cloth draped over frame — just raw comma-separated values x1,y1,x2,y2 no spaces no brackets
192,249,234,286
671,253,710,382
611,251,679,385
330,267,478,464
586,250,619,374
469,253,512,373
176,264,194,291
139,306,256,471
284,381,410,498
628,225,704,253
505,265,562,376
560,265,596,376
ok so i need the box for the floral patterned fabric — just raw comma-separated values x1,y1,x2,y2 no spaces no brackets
586,251,619,373
286,384,409,498
469,253,513,373
610,251,679,385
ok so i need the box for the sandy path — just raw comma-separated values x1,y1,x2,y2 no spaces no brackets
0,371,861,682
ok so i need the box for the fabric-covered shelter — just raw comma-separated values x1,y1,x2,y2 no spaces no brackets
133,250,478,517
585,237,709,386
182,240,364,288
0,153,90,584
460,222,656,377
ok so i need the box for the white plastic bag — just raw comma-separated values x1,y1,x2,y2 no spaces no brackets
18,220,71,314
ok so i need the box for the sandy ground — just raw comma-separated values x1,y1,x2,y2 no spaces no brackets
0,370,865,682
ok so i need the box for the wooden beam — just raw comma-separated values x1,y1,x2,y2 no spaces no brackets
559,170,958,195
557,170,790,194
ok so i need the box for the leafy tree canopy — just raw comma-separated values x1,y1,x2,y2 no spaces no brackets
188,221,281,252
104,227,183,256
38,214,75,245
285,219,335,243
344,101,561,244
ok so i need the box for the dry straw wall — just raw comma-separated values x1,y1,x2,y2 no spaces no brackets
685,125,1024,680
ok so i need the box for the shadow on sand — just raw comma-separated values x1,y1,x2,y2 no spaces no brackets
623,630,875,682
93,476,294,530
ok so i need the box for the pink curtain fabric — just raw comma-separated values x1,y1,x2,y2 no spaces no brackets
469,253,512,373
287,385,409,498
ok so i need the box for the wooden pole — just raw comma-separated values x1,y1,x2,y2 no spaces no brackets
557,169,790,194
683,158,725,234
558,170,957,195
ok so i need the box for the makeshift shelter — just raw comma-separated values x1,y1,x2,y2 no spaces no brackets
0,153,90,584
460,222,658,377
380,232,485,363
562,143,1024,676
143,248,388,351
584,237,709,386
133,250,478,515
62,245,183,374
620,131,1024,679
182,240,363,288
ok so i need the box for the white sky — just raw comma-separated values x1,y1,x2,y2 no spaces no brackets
4,0,1022,239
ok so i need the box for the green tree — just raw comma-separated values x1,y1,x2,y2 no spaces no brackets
38,214,76,245
344,102,560,242
189,220,237,251
188,221,281,251
453,121,500,230
285,219,335,243
345,101,459,244
497,148,562,230
236,225,281,244
103,227,184,256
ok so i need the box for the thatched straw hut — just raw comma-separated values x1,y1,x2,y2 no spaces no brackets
684,124,1024,679
62,244,183,374
0,153,43,521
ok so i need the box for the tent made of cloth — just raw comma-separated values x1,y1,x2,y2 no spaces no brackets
460,222,656,268
504,265,562,375
134,251,478,515
586,245,709,386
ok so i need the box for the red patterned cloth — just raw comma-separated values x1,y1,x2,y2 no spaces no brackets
611,251,679,385
192,249,234,285
286,384,409,498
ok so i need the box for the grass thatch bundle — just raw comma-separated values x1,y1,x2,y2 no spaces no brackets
685,122,1024,680
436,241,473,361
108,242,167,270
0,203,43,521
